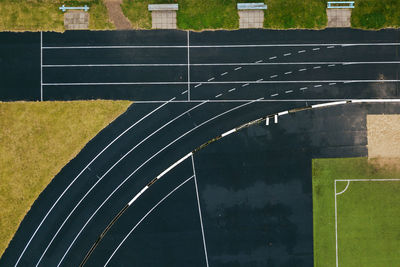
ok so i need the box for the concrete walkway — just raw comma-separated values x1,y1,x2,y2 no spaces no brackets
104,0,132,30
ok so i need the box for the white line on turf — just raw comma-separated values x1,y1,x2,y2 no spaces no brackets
187,31,190,101
40,32,43,101
191,155,210,267
335,180,350,195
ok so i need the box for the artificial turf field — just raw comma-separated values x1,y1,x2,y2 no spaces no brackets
313,158,400,267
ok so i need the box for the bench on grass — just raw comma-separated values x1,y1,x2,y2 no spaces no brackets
327,1,355,8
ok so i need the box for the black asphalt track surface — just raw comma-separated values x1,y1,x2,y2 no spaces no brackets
0,29,399,101
1,29,400,267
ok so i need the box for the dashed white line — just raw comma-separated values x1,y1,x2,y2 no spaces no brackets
300,87,308,90
299,68,307,72
242,83,250,87
312,48,320,51
270,75,278,78
269,56,277,60
271,93,279,97
328,64,335,67
257,79,263,82
313,66,321,69
285,90,293,94
327,46,335,49
329,82,337,85
284,71,292,75
208,77,215,81
220,72,228,76
284,53,292,56
215,93,223,98
195,83,202,88
298,50,306,53
234,67,242,70
314,84,322,88
181,90,188,95
255,60,263,63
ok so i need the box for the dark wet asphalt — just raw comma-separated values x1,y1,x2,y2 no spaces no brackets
0,29,399,101
1,29,400,267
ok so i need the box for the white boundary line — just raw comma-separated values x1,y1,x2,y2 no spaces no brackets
127,99,400,103
41,42,400,49
334,178,400,267
187,31,190,101
41,61,400,68
34,102,207,266
40,31,43,101
13,100,174,267
55,99,262,266
41,80,400,86
191,155,210,267
104,175,194,267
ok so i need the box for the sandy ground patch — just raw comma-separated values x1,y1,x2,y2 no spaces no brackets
367,115,400,158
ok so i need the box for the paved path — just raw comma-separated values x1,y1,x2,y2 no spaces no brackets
104,0,132,30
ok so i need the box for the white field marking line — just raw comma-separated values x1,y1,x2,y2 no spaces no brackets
13,99,174,267
327,46,335,49
335,180,350,195
328,64,335,67
181,90,187,95
299,68,307,72
334,178,400,267
255,60,263,63
208,77,214,82
104,176,194,267
284,53,291,56
271,93,279,97
221,72,228,76
257,79,263,82
40,32,43,101
284,71,292,75
234,66,242,70
228,88,236,92
285,90,293,94
56,99,262,266
215,93,223,98
187,31,190,101
311,101,347,108
312,48,320,51
270,75,278,78
242,83,250,87
298,50,306,53
43,64,188,67
269,56,277,60
300,87,308,90
191,155,210,267
221,128,236,137
128,98,400,103
329,82,337,85
195,83,202,88
42,43,400,49
313,66,321,69
314,84,322,88
34,101,207,266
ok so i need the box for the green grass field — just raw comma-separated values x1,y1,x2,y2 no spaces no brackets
313,158,400,267
0,0,113,32
351,0,400,29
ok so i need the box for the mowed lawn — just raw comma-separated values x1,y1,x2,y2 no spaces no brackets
0,0,113,31
0,101,131,258
313,158,400,267
351,0,400,29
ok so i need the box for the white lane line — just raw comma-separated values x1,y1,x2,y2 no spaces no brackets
298,68,307,72
234,66,242,70
191,155,210,267
284,53,292,56
195,83,202,88
328,64,335,67
43,80,400,86
40,31,43,101
42,42,400,49
104,176,194,267
271,93,279,97
187,31,190,101
313,66,321,69
15,99,175,267
242,83,250,87
312,48,320,51
274,115,278,123
269,56,277,60
329,82,337,85
220,72,228,76
335,181,339,267
270,75,278,78
35,101,206,267
298,50,306,53
257,79,263,82
181,90,188,95
43,63,188,67
336,178,400,181
311,101,347,108
300,87,308,90
285,90,293,94
55,99,262,266
228,88,236,92
278,110,289,116
266,117,269,125
215,93,223,98
255,60,263,63
130,98,400,103
221,128,236,137
154,153,193,182
207,77,215,81
327,46,335,49
284,71,292,75
314,84,322,88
